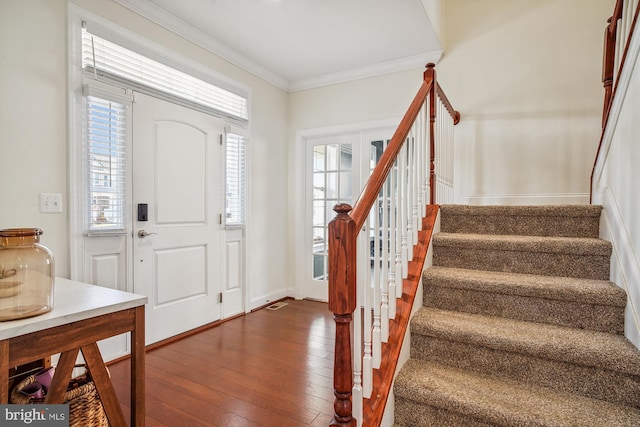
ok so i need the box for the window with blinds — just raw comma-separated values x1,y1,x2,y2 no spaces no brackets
81,27,248,124
84,95,127,233
225,132,246,227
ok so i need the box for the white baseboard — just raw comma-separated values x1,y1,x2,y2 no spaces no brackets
249,289,291,311
463,193,590,206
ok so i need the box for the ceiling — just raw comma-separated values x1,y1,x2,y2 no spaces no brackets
113,0,443,92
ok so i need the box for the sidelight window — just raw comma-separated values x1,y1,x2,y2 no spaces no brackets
83,93,128,234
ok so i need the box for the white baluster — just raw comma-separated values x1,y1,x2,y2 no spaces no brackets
411,126,419,248
363,219,373,398
353,284,363,426
406,133,414,262
436,98,442,202
415,110,424,215
388,159,397,319
421,102,429,210
372,201,381,369
381,177,389,341
400,142,409,278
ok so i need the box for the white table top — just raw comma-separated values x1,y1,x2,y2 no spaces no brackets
0,278,147,340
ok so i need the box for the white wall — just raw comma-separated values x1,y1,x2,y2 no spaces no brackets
0,1,69,276
592,14,640,348
0,0,289,310
437,0,614,205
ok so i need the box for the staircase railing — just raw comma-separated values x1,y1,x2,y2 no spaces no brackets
601,0,639,126
592,0,640,199
328,63,459,427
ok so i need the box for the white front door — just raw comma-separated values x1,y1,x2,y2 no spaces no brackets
132,92,223,344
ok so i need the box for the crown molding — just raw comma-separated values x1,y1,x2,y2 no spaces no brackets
113,0,442,93
113,0,290,91
288,50,443,92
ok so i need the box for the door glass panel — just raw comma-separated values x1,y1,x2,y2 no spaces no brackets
326,144,339,170
370,140,385,169
310,140,353,281
312,227,325,248
313,255,325,280
326,172,338,199
340,171,352,200
313,200,325,227
340,145,352,169
313,173,325,199
313,146,325,171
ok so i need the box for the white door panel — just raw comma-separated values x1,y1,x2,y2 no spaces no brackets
222,229,244,318
84,236,131,360
133,92,223,345
154,122,207,224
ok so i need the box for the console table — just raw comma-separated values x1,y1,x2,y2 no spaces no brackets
0,278,147,426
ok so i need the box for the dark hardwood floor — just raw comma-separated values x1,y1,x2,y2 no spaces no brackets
109,299,335,427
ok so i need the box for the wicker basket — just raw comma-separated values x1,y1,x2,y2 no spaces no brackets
10,374,108,427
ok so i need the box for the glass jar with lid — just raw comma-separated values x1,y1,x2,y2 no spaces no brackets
0,228,55,321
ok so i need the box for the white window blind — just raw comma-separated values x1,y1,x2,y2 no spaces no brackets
225,132,247,227
84,95,127,234
81,27,248,124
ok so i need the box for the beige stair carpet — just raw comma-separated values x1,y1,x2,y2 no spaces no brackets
394,205,640,427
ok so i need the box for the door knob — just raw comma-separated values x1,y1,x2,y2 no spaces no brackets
137,230,157,238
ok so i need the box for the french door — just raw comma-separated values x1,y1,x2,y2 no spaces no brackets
303,128,393,301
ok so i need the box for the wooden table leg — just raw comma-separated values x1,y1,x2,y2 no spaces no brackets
82,343,127,427
44,348,79,404
132,305,145,427
0,340,8,403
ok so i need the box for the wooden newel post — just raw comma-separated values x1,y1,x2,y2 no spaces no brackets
328,203,357,427
425,63,437,205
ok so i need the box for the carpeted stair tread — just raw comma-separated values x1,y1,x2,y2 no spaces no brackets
432,232,611,279
440,204,602,237
423,266,626,306
394,359,640,427
422,266,626,333
411,307,640,376
440,204,603,218
433,233,611,256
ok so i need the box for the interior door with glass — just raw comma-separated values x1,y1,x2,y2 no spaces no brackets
303,128,394,301
304,133,360,301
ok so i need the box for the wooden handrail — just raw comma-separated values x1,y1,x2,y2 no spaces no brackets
591,0,640,202
350,77,433,230
435,84,461,125
328,63,459,426
602,0,624,127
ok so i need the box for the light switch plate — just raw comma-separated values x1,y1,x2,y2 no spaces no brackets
40,193,63,213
